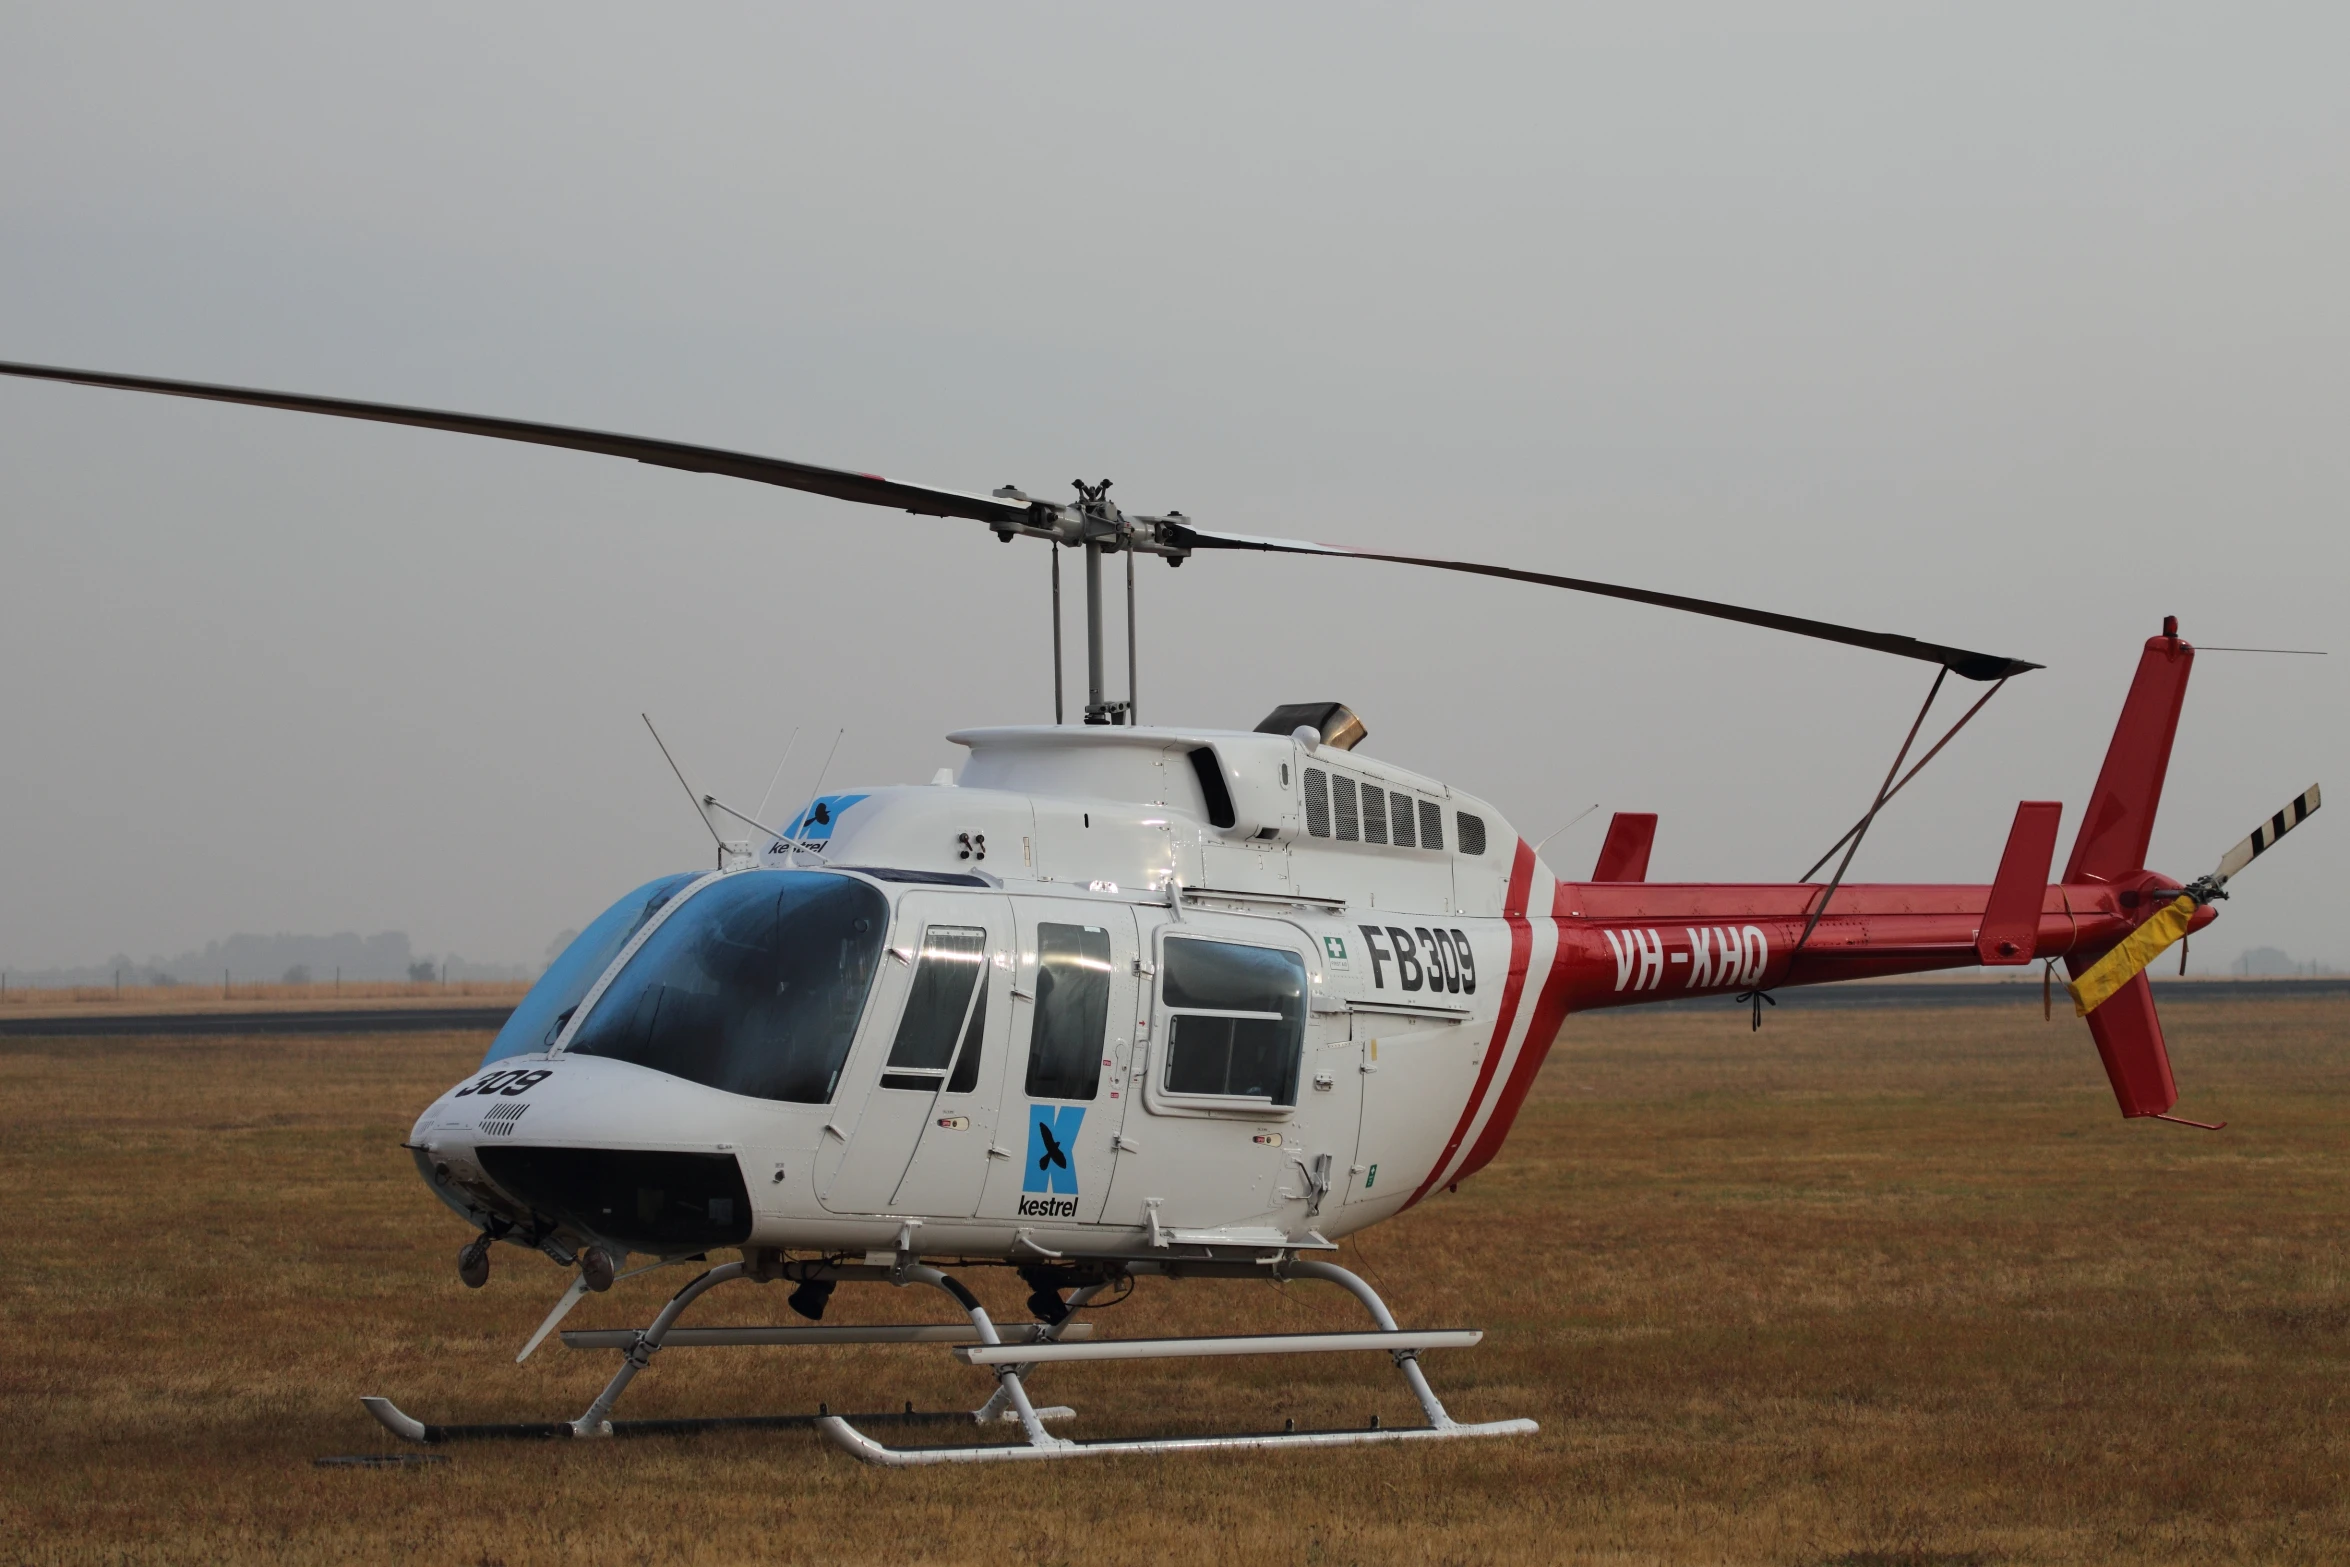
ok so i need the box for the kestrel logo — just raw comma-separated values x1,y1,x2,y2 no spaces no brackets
1018,1104,1085,1217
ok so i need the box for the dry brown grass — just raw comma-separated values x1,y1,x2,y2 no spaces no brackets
2,996,2344,1565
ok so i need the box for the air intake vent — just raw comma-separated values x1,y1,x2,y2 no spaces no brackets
1455,812,1488,856
1255,702,1366,751
1186,747,1237,829
479,1102,529,1136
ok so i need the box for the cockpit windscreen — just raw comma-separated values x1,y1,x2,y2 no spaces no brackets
482,871,702,1065
564,871,888,1103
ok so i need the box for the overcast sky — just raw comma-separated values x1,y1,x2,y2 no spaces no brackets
2,2,2343,973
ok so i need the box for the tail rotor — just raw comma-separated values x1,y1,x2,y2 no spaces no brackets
2069,785,2323,1016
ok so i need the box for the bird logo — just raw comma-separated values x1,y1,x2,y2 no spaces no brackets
1022,1104,1086,1196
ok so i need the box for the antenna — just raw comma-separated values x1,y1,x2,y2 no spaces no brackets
702,794,783,839
1531,804,1602,860
2197,646,2328,655
753,727,801,824
641,713,721,847
786,728,848,859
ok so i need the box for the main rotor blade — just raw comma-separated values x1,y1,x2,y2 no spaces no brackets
1173,526,2038,681
0,359,1031,527
0,358,2039,681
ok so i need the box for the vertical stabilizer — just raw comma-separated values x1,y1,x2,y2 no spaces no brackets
2064,621,2195,882
1591,813,1657,882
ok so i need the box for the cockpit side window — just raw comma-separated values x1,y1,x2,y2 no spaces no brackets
564,872,887,1103
481,872,701,1066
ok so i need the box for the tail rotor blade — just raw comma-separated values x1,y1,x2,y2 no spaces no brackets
2213,784,2321,884
2075,782,2323,1017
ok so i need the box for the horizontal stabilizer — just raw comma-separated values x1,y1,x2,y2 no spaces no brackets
1978,800,2062,964
1591,814,1657,882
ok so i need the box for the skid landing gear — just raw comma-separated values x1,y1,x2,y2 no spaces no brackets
361,1255,1534,1462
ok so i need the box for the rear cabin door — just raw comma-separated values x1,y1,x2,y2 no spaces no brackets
973,900,1140,1229
818,890,1010,1215
1099,912,1353,1238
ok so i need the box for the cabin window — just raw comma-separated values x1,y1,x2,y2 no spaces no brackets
1418,799,1445,851
565,871,887,1103
1362,785,1389,845
1303,768,1330,837
1159,937,1306,1106
879,926,987,1091
1333,775,1360,841
1456,812,1488,856
1024,923,1112,1101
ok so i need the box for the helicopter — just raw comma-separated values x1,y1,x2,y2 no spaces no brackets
0,358,2322,1465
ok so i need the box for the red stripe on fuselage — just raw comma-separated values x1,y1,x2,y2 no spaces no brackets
1404,840,1536,1208
1451,883,1580,1184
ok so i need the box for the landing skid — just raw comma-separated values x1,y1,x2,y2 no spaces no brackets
359,1399,1010,1444
361,1255,1534,1462
822,1414,1536,1465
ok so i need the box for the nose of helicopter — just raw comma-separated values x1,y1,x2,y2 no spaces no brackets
409,1056,755,1256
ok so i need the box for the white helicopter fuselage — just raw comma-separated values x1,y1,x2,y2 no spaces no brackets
409,723,1521,1265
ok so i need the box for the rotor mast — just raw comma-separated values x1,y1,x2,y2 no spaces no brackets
994,479,1190,726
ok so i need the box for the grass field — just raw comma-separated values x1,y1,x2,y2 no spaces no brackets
3,995,2344,1565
